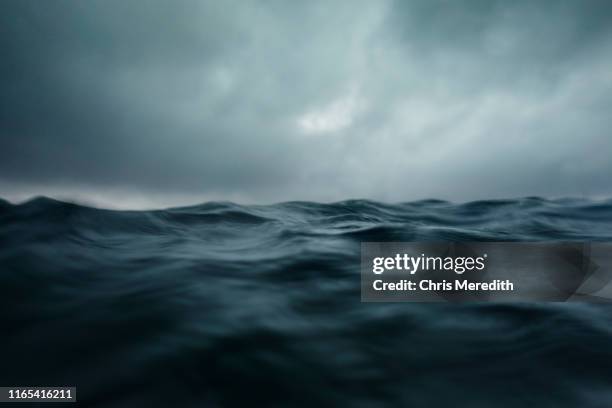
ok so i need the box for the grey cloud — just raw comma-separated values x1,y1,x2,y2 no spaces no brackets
0,0,611,206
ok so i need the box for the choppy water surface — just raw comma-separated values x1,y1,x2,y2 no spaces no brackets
1,197,612,407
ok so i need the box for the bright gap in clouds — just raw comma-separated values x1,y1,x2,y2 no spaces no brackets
297,91,365,134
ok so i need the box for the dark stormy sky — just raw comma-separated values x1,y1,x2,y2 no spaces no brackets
1,0,611,208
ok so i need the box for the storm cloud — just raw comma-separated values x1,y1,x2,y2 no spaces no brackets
1,0,611,207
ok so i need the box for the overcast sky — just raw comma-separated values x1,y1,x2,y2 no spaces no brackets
1,0,611,208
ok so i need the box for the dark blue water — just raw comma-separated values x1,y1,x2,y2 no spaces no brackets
1,196,612,407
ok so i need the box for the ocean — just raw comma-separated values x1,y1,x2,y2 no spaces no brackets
1,196,612,407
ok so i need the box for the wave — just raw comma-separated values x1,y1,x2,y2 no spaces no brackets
1,196,612,407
